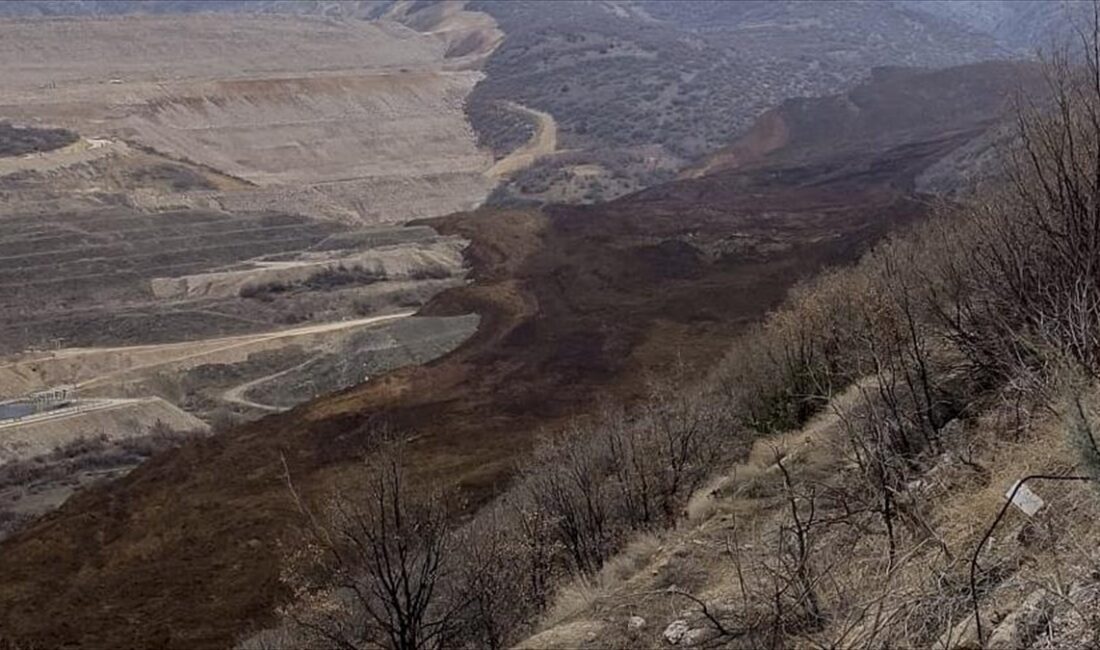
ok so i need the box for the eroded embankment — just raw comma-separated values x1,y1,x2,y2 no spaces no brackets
0,13,501,223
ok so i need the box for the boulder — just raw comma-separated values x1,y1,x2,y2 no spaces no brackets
664,619,689,645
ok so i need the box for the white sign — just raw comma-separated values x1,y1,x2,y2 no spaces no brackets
1007,481,1045,516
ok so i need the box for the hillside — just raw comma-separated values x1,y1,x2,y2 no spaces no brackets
0,60,1035,649
0,2,518,558
509,50,1100,650
468,0,1011,204
900,0,1092,52
689,61,1043,183
0,0,1023,208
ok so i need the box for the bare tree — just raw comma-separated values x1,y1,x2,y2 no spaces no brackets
283,451,461,650
522,427,615,575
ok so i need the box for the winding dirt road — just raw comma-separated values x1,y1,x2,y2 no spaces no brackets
221,354,324,413
485,101,558,179
0,311,417,398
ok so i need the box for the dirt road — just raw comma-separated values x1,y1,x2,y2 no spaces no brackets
74,311,416,390
0,312,417,397
486,101,558,179
221,354,324,412
0,398,146,432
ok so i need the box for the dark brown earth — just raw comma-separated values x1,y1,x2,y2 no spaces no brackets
0,62,1037,649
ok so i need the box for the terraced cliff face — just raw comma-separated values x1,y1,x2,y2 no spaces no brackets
0,12,496,223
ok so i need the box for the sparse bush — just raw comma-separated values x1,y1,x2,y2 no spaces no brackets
1068,396,1100,485
0,121,78,158
303,265,383,291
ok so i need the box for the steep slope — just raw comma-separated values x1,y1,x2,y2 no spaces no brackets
515,382,1100,649
899,0,1092,52
469,0,1012,203
0,61,1036,649
689,61,1044,181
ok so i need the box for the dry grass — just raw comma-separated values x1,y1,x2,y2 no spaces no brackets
542,532,664,628
523,379,1100,649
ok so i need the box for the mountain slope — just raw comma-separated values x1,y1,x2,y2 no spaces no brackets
0,61,1037,649
469,0,1012,203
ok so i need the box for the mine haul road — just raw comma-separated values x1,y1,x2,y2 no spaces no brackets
70,311,417,390
485,101,558,179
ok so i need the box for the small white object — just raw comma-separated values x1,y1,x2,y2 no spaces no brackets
1007,481,1045,516
627,616,646,630
663,620,689,645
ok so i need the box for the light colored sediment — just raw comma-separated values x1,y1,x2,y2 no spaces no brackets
0,397,209,463
486,101,560,179
0,137,127,176
150,237,467,300
0,312,415,397
0,12,502,223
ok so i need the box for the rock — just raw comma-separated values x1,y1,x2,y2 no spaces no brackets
988,590,1056,649
935,614,981,649
664,620,689,645
627,616,646,630
684,627,709,646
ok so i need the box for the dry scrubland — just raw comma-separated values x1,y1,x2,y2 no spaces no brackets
470,0,1011,204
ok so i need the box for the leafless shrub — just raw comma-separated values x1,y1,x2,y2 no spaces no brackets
282,450,460,650
521,426,617,575
447,505,538,650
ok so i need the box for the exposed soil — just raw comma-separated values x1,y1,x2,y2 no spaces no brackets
0,152,932,650
0,61,1037,649
0,13,499,223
